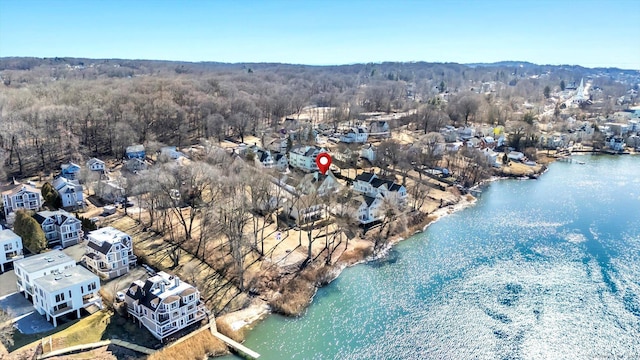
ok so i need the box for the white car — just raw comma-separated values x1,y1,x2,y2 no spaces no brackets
116,291,125,302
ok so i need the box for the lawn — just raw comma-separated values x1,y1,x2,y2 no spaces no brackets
10,309,159,355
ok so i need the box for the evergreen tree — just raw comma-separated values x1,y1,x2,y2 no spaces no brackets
560,80,566,91
41,182,62,209
13,210,47,253
543,86,551,99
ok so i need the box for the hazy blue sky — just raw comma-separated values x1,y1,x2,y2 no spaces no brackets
1,0,639,69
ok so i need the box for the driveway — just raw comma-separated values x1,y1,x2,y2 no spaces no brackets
100,267,148,301
0,293,54,334
63,241,88,262
0,269,17,297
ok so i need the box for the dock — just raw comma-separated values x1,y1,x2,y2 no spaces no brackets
212,332,260,359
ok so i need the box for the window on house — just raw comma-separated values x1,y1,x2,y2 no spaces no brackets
55,293,65,302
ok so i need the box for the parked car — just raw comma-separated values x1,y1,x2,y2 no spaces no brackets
142,264,156,276
116,291,125,302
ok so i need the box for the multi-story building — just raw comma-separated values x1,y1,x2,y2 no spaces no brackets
14,250,76,302
2,183,43,218
0,229,23,272
32,266,102,327
124,271,207,340
83,227,136,279
52,177,84,209
33,210,83,248
288,145,327,173
353,172,407,204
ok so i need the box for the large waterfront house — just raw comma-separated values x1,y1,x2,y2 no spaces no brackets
0,229,23,272
2,183,42,219
52,177,84,209
33,210,83,248
352,172,407,205
124,271,207,340
83,227,136,279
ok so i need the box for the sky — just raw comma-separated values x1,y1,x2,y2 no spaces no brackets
1,0,639,69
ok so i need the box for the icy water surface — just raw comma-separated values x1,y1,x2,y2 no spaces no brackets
221,155,640,359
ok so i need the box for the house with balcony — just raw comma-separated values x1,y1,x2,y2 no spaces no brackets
83,227,136,279
52,177,84,209
2,183,43,219
32,266,102,327
124,271,207,340
14,250,76,302
33,210,82,248
60,162,81,180
1,229,23,272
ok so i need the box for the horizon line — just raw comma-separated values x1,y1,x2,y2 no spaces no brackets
1,56,639,71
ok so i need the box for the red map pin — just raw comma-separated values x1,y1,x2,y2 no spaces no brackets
316,152,332,175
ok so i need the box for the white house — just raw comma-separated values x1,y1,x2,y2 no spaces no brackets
33,210,82,248
2,183,42,218
352,193,384,224
352,172,407,204
285,200,325,224
125,158,148,173
52,177,84,209
86,158,106,173
83,227,136,279
368,121,390,136
273,152,288,172
340,127,369,143
607,136,626,152
480,148,500,167
360,144,376,162
288,145,327,173
32,266,102,327
124,271,207,340
507,151,525,161
160,146,187,160
253,148,275,168
97,181,126,204
14,250,76,302
0,229,23,272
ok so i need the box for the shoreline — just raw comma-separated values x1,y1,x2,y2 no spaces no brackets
219,159,557,347
217,192,480,349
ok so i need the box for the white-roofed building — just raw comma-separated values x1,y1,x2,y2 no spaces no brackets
83,227,136,279
14,250,76,302
32,266,102,326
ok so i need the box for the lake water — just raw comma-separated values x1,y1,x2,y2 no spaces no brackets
221,155,640,360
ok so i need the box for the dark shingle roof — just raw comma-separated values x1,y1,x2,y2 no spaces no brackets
87,240,112,255
363,195,377,207
355,172,376,183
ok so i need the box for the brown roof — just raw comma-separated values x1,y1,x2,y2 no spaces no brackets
162,295,180,304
